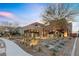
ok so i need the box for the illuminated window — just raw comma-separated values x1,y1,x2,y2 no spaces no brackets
64,32,67,37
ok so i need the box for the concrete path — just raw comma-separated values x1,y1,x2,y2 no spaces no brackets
0,38,32,56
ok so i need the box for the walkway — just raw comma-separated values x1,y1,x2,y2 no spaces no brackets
0,38,32,56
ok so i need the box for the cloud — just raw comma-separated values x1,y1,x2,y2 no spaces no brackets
0,12,15,20
0,11,20,26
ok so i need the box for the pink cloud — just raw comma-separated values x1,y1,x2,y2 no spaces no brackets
0,12,15,19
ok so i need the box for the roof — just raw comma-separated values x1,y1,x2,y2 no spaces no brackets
23,22,45,30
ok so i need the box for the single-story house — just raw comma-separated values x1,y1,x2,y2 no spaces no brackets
23,21,72,39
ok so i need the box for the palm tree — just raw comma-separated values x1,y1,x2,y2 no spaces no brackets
42,3,79,38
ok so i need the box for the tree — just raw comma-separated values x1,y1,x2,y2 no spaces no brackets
42,3,79,24
42,3,79,37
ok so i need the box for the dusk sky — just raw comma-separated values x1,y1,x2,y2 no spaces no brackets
0,3,79,32
0,3,48,26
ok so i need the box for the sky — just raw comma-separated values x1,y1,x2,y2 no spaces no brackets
0,3,48,26
0,3,79,32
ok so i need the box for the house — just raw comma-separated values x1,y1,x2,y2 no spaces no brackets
0,25,16,36
15,27,24,35
45,20,72,38
23,21,72,39
23,22,48,39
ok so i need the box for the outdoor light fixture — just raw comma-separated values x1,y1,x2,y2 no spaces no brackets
64,32,67,37
30,39,38,46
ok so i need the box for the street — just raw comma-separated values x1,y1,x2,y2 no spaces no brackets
71,37,79,56
74,37,79,56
